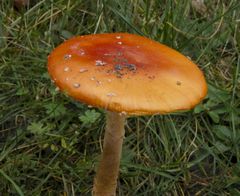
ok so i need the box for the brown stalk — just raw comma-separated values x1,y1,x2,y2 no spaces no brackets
93,111,126,196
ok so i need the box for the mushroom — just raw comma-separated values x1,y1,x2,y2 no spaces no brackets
47,33,207,196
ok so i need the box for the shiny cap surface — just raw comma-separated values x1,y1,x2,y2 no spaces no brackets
48,33,207,115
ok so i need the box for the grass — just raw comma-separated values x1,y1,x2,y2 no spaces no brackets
0,0,240,195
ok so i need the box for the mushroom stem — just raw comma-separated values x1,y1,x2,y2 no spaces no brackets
93,111,126,196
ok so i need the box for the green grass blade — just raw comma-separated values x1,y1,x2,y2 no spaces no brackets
0,169,24,196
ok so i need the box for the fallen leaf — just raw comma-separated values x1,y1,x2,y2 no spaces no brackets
191,0,207,15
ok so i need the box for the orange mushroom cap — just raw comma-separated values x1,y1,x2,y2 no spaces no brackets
48,33,207,115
